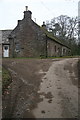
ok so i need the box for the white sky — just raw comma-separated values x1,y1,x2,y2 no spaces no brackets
0,0,79,30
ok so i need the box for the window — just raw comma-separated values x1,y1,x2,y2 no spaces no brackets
58,47,60,53
55,45,56,52
15,44,20,52
4,46,8,50
6,38,9,42
63,49,65,54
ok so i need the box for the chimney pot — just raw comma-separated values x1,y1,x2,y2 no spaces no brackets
26,6,28,11
23,6,32,19
42,21,46,29
43,21,45,25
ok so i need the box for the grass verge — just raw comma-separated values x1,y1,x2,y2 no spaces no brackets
2,67,12,94
2,55,80,59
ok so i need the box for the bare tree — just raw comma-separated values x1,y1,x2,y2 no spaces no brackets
46,15,78,44
46,15,79,55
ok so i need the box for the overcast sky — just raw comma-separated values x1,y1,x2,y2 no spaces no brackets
0,0,79,30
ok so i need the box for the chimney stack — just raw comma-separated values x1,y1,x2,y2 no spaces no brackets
42,21,46,29
17,20,21,25
24,6,32,19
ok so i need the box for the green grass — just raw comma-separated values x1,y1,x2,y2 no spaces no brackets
2,67,11,94
2,55,80,59
46,55,80,59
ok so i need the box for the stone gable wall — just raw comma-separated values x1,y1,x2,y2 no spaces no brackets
9,18,47,57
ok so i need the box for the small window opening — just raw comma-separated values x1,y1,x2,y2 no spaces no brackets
55,45,56,52
15,44,20,52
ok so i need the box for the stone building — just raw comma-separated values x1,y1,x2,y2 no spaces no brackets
0,30,12,57
2,7,71,58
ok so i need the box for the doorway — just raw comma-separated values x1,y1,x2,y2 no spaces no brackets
3,45,9,57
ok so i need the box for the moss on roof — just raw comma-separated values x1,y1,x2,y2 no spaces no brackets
41,27,70,49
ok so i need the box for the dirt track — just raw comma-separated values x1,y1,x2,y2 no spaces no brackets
2,58,79,118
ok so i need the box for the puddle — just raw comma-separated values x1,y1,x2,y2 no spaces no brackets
48,99,52,103
41,110,45,114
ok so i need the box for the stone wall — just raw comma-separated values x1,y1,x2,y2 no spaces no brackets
47,37,71,57
47,38,61,57
9,14,47,57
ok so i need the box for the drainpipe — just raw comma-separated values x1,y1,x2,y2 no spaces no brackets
46,35,47,58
